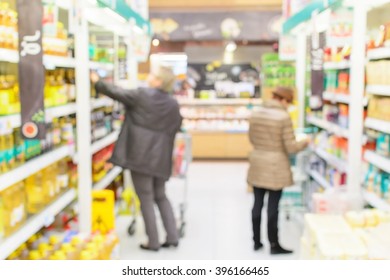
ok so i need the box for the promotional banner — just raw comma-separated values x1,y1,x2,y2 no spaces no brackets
187,63,260,95
310,31,326,111
150,11,281,41
17,0,46,139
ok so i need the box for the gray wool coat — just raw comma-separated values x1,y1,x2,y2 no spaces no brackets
95,81,182,181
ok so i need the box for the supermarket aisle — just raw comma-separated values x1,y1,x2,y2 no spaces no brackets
116,161,303,260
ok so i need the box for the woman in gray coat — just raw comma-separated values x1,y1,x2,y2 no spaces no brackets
91,66,182,251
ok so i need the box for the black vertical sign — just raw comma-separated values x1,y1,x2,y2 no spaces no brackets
17,0,46,139
310,31,326,111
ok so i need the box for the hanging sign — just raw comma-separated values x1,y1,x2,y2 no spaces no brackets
17,0,46,140
310,30,326,111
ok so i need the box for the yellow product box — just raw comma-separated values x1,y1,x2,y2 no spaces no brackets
92,190,115,234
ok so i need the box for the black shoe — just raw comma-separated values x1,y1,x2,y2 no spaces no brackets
270,243,293,255
254,243,263,251
161,241,179,248
139,244,159,252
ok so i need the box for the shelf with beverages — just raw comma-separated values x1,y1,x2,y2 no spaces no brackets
93,167,123,191
0,188,76,260
365,150,390,174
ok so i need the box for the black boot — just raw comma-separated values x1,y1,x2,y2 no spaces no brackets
252,217,262,251
270,243,293,255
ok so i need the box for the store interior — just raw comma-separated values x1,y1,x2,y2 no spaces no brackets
1,0,390,261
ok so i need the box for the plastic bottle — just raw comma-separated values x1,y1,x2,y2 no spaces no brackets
49,251,67,260
17,243,30,260
29,250,42,260
52,118,62,148
38,243,53,259
57,159,69,191
25,173,45,214
49,235,62,251
13,128,25,167
0,194,4,239
71,236,85,258
80,250,93,260
42,166,56,203
61,243,77,260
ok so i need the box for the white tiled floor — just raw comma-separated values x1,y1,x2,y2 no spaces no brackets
117,161,304,260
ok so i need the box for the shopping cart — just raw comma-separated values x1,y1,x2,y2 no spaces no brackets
124,132,192,238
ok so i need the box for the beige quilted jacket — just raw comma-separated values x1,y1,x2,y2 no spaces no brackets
247,100,307,190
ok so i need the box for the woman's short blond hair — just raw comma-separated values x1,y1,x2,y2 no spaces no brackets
154,66,176,93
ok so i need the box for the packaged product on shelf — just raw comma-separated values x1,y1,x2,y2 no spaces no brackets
376,133,390,157
0,129,15,173
0,195,4,239
25,172,45,214
57,158,70,191
0,3,18,50
65,69,76,102
13,128,25,167
42,165,57,203
368,96,390,121
0,182,26,237
24,139,42,161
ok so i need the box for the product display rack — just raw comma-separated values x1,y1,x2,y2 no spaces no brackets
0,0,151,260
180,98,261,159
307,169,332,190
283,0,390,211
0,188,76,260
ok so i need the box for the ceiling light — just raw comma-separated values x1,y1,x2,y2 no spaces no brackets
152,39,160,47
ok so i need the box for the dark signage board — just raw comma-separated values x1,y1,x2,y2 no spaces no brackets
150,11,282,42
310,31,326,111
17,0,46,139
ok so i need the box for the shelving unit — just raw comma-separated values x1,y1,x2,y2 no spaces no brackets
366,85,390,96
312,147,348,173
323,92,350,104
0,189,76,260
364,150,390,174
365,118,390,134
0,145,73,192
308,170,333,189
323,60,350,70
178,99,262,106
0,0,151,260
362,190,390,211
367,47,390,60
307,116,349,138
93,167,123,191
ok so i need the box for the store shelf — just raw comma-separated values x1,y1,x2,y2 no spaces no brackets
91,97,115,109
362,190,390,211
178,99,262,106
43,55,76,69
307,116,349,138
91,130,119,154
182,115,249,120
89,61,115,72
364,150,390,173
0,48,18,63
0,146,72,192
367,47,390,60
365,118,390,134
323,92,350,104
308,170,332,189
0,48,76,68
366,85,390,96
186,129,248,134
323,61,350,70
312,147,348,173
93,167,123,191
0,103,77,131
0,189,76,260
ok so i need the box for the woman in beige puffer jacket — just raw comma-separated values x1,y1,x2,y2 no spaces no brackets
247,87,308,255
